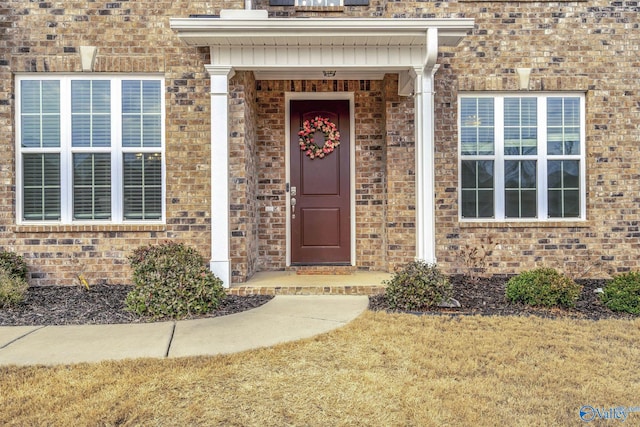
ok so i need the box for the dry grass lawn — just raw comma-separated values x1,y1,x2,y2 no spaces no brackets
2,311,640,426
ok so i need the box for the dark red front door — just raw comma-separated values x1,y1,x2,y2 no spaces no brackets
290,99,350,265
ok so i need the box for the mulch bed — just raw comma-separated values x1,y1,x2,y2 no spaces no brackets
0,285,273,326
369,275,637,321
1,276,636,326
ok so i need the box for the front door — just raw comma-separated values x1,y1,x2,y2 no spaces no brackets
290,99,350,265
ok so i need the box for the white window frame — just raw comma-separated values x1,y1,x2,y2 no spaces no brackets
458,92,586,222
15,74,166,225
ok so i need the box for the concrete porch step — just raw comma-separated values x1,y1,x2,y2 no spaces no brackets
227,270,391,296
290,265,357,276
227,285,386,296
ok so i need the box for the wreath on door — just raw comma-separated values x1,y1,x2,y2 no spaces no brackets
298,116,341,159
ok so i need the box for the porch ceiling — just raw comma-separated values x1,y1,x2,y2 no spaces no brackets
170,15,475,81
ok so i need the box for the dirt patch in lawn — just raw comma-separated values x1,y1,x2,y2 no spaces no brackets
369,275,636,321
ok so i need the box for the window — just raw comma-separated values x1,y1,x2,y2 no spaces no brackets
459,93,585,221
17,75,165,224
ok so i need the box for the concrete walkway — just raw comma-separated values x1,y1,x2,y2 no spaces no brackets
0,295,368,367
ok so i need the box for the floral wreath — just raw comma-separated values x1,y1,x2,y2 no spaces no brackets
298,116,341,159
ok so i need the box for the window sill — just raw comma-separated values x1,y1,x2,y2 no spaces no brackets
460,0,586,2
295,6,344,12
458,220,591,229
14,224,167,233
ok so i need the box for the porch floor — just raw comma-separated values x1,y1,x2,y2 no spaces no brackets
227,270,392,296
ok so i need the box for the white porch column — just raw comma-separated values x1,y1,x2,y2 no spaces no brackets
414,27,439,264
205,65,234,287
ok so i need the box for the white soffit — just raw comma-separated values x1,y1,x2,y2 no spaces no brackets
170,16,474,80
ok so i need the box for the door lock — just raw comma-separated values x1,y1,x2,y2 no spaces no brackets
290,186,297,196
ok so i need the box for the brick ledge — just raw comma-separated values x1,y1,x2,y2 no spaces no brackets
459,220,592,229
291,265,356,275
14,224,167,233
227,285,385,296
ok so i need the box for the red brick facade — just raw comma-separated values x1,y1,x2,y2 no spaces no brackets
1,0,639,285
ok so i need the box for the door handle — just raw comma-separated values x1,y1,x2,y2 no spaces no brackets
291,197,297,219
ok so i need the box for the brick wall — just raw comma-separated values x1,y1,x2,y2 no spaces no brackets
4,0,640,284
257,0,640,279
382,75,417,272
432,1,640,278
229,71,259,282
354,81,388,271
253,80,284,274
254,79,405,275
0,1,244,285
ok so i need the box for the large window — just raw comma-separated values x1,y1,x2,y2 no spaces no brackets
459,93,585,221
17,75,164,224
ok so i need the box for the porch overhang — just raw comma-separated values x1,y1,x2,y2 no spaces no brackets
169,13,474,286
170,15,474,88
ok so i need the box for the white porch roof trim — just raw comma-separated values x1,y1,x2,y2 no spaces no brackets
170,14,474,88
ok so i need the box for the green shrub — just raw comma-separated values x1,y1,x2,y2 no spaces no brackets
0,251,28,280
125,242,226,319
0,267,29,308
601,272,640,315
384,261,452,310
505,268,582,308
